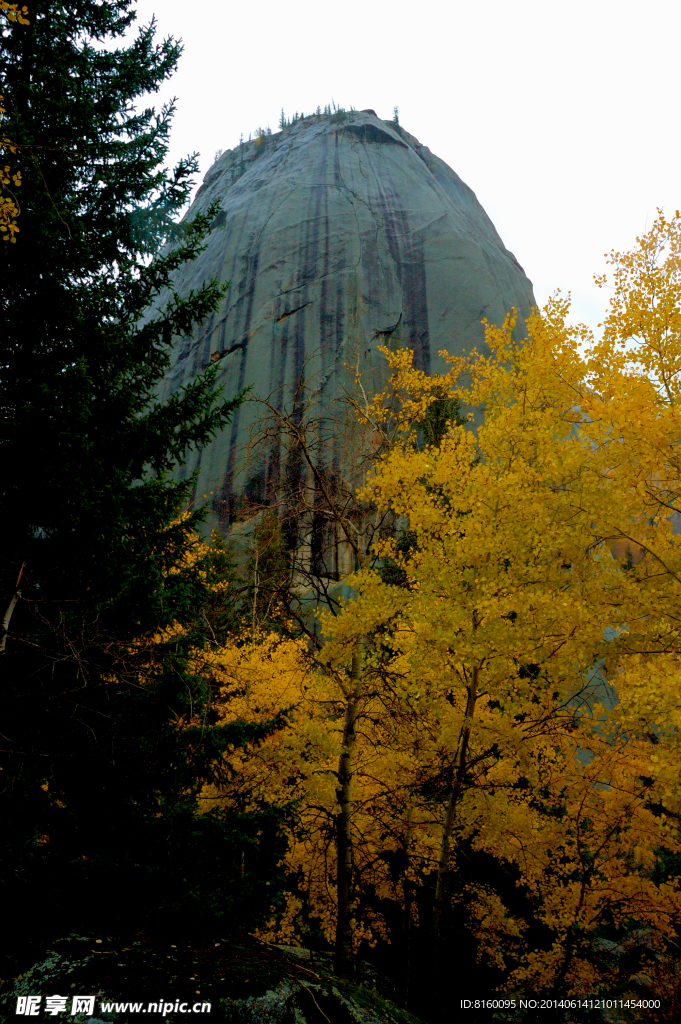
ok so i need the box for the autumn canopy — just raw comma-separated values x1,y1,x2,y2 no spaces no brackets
188,211,681,1002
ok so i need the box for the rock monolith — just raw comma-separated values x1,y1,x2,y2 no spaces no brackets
153,109,535,533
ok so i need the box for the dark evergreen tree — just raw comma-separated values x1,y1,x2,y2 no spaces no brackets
0,0,287,953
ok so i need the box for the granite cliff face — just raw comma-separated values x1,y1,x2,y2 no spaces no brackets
154,109,535,530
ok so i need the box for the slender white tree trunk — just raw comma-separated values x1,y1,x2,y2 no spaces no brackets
0,562,25,655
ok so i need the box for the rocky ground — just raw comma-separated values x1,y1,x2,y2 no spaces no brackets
0,933,424,1024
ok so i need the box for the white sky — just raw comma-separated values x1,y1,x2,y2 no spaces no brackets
130,0,680,338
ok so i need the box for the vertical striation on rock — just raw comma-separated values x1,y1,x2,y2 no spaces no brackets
152,109,535,533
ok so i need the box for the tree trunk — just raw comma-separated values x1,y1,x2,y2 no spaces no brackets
400,804,414,1007
334,645,362,977
431,662,479,950
0,562,25,655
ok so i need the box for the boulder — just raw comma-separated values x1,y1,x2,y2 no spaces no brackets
1,935,422,1024
153,109,535,531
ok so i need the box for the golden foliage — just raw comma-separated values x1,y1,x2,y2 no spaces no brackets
0,2,29,21
354,343,466,443
308,211,681,990
0,3,29,243
0,94,22,242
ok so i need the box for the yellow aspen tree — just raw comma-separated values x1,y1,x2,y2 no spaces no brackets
200,603,441,963
320,294,681,993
